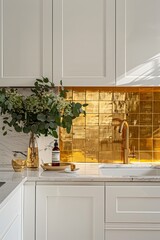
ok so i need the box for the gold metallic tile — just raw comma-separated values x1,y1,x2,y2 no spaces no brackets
140,92,153,101
72,151,85,162
99,138,112,151
140,127,152,138
86,139,99,151
129,126,139,138
126,114,139,125
73,116,85,126
140,138,152,151
99,125,112,139
140,101,152,113
99,101,112,113
73,90,85,100
113,101,126,113
127,101,139,113
153,114,160,125
85,101,98,113
59,86,160,163
129,139,138,151
153,126,160,138
153,101,160,113
86,90,99,100
112,142,122,151
99,151,113,163
60,151,73,162
153,139,160,151
154,92,160,100
126,92,139,101
85,152,98,163
72,126,85,139
60,141,72,151
139,152,152,162
153,152,160,161
99,114,112,125
86,114,99,125
86,126,99,139
99,91,112,101
72,139,85,151
112,151,123,162
113,92,126,101
140,114,152,125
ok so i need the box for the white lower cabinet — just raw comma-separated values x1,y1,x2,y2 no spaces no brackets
0,187,22,240
36,183,104,240
24,181,160,240
105,183,160,240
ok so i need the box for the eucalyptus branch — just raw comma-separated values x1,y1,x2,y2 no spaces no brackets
0,77,87,137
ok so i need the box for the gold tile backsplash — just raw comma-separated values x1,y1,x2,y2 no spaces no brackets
60,87,160,163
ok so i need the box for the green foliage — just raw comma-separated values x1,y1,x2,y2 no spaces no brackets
0,78,87,137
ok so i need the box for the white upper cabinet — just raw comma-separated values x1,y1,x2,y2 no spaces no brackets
53,0,115,86
2,0,159,87
0,0,52,86
116,0,160,86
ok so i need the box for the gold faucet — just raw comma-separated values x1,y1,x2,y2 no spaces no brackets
119,120,130,164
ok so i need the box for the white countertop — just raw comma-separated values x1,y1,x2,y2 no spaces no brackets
0,168,26,209
1,163,160,208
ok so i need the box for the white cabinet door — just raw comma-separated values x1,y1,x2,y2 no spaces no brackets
53,0,115,86
0,187,22,240
0,0,52,86
106,185,160,223
116,0,160,86
36,184,104,240
105,184,160,240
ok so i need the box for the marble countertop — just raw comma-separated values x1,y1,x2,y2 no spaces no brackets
1,163,160,208
2,163,160,183
0,168,26,209
27,163,160,182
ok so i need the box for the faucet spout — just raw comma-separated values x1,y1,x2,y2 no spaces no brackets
119,120,130,164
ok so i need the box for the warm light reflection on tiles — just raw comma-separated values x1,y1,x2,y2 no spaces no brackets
60,87,160,163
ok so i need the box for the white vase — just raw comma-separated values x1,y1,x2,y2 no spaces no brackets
36,136,54,166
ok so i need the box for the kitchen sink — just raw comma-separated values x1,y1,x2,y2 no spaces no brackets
0,181,5,187
99,164,160,177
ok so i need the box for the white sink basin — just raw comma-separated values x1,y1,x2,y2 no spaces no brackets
99,164,160,177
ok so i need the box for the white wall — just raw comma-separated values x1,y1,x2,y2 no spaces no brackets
0,88,31,164
0,121,28,164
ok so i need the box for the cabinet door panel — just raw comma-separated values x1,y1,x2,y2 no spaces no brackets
106,186,160,223
105,229,160,240
0,188,21,238
36,185,104,240
2,215,21,240
0,0,52,86
53,0,115,86
0,187,22,240
116,0,160,86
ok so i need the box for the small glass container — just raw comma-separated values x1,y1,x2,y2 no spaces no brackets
12,151,27,172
